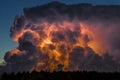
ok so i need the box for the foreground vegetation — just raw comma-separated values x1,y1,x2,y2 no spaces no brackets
0,71,120,80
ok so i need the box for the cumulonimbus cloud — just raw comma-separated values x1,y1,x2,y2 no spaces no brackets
1,1,120,73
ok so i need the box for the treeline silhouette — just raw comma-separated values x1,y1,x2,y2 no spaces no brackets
0,71,120,80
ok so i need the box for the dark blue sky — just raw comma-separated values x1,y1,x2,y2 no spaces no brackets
0,0,120,63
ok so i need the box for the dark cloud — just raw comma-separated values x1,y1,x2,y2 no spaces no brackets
1,1,120,73
69,46,120,72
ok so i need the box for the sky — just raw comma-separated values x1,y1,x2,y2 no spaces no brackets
0,0,120,64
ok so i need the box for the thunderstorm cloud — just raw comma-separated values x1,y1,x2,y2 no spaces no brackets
1,1,120,73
